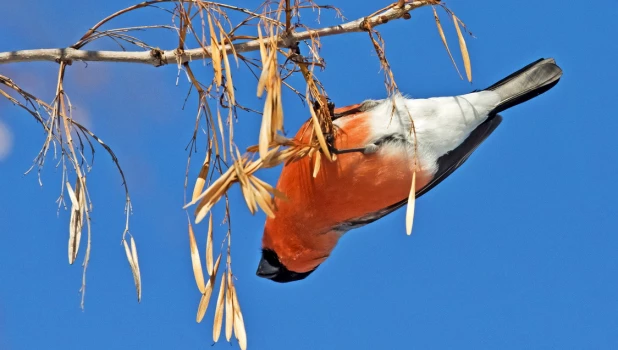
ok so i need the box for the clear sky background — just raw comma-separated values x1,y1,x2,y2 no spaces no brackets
1,1,617,349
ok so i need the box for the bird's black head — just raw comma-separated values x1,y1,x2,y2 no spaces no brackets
256,249,316,283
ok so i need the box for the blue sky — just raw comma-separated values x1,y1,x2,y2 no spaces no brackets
1,1,617,349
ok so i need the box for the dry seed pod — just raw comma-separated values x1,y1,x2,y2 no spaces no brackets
213,272,226,342
188,221,205,293
453,14,472,82
405,171,417,235
433,7,462,79
196,279,214,323
225,270,234,341
230,280,247,350
206,213,214,275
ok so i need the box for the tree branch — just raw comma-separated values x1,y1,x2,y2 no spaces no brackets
0,1,436,66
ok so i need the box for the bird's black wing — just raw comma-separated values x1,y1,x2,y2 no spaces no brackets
416,114,503,197
334,114,503,232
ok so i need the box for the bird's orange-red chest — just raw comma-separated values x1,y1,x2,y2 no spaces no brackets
263,109,432,272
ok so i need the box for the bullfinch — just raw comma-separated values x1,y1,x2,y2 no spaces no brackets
256,58,562,283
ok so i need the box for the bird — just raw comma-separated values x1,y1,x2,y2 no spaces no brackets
256,58,563,283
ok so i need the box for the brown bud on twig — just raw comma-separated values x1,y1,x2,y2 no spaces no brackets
403,13,412,20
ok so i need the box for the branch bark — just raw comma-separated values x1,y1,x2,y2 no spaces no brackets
0,1,435,66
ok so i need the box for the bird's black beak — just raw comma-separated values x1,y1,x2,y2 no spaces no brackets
256,249,316,283
256,253,280,279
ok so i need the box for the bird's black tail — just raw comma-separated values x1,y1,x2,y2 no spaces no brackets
486,58,563,114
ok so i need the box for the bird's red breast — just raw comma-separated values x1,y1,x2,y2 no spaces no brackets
262,107,433,273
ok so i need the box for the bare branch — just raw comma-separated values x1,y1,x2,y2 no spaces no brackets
0,1,437,66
